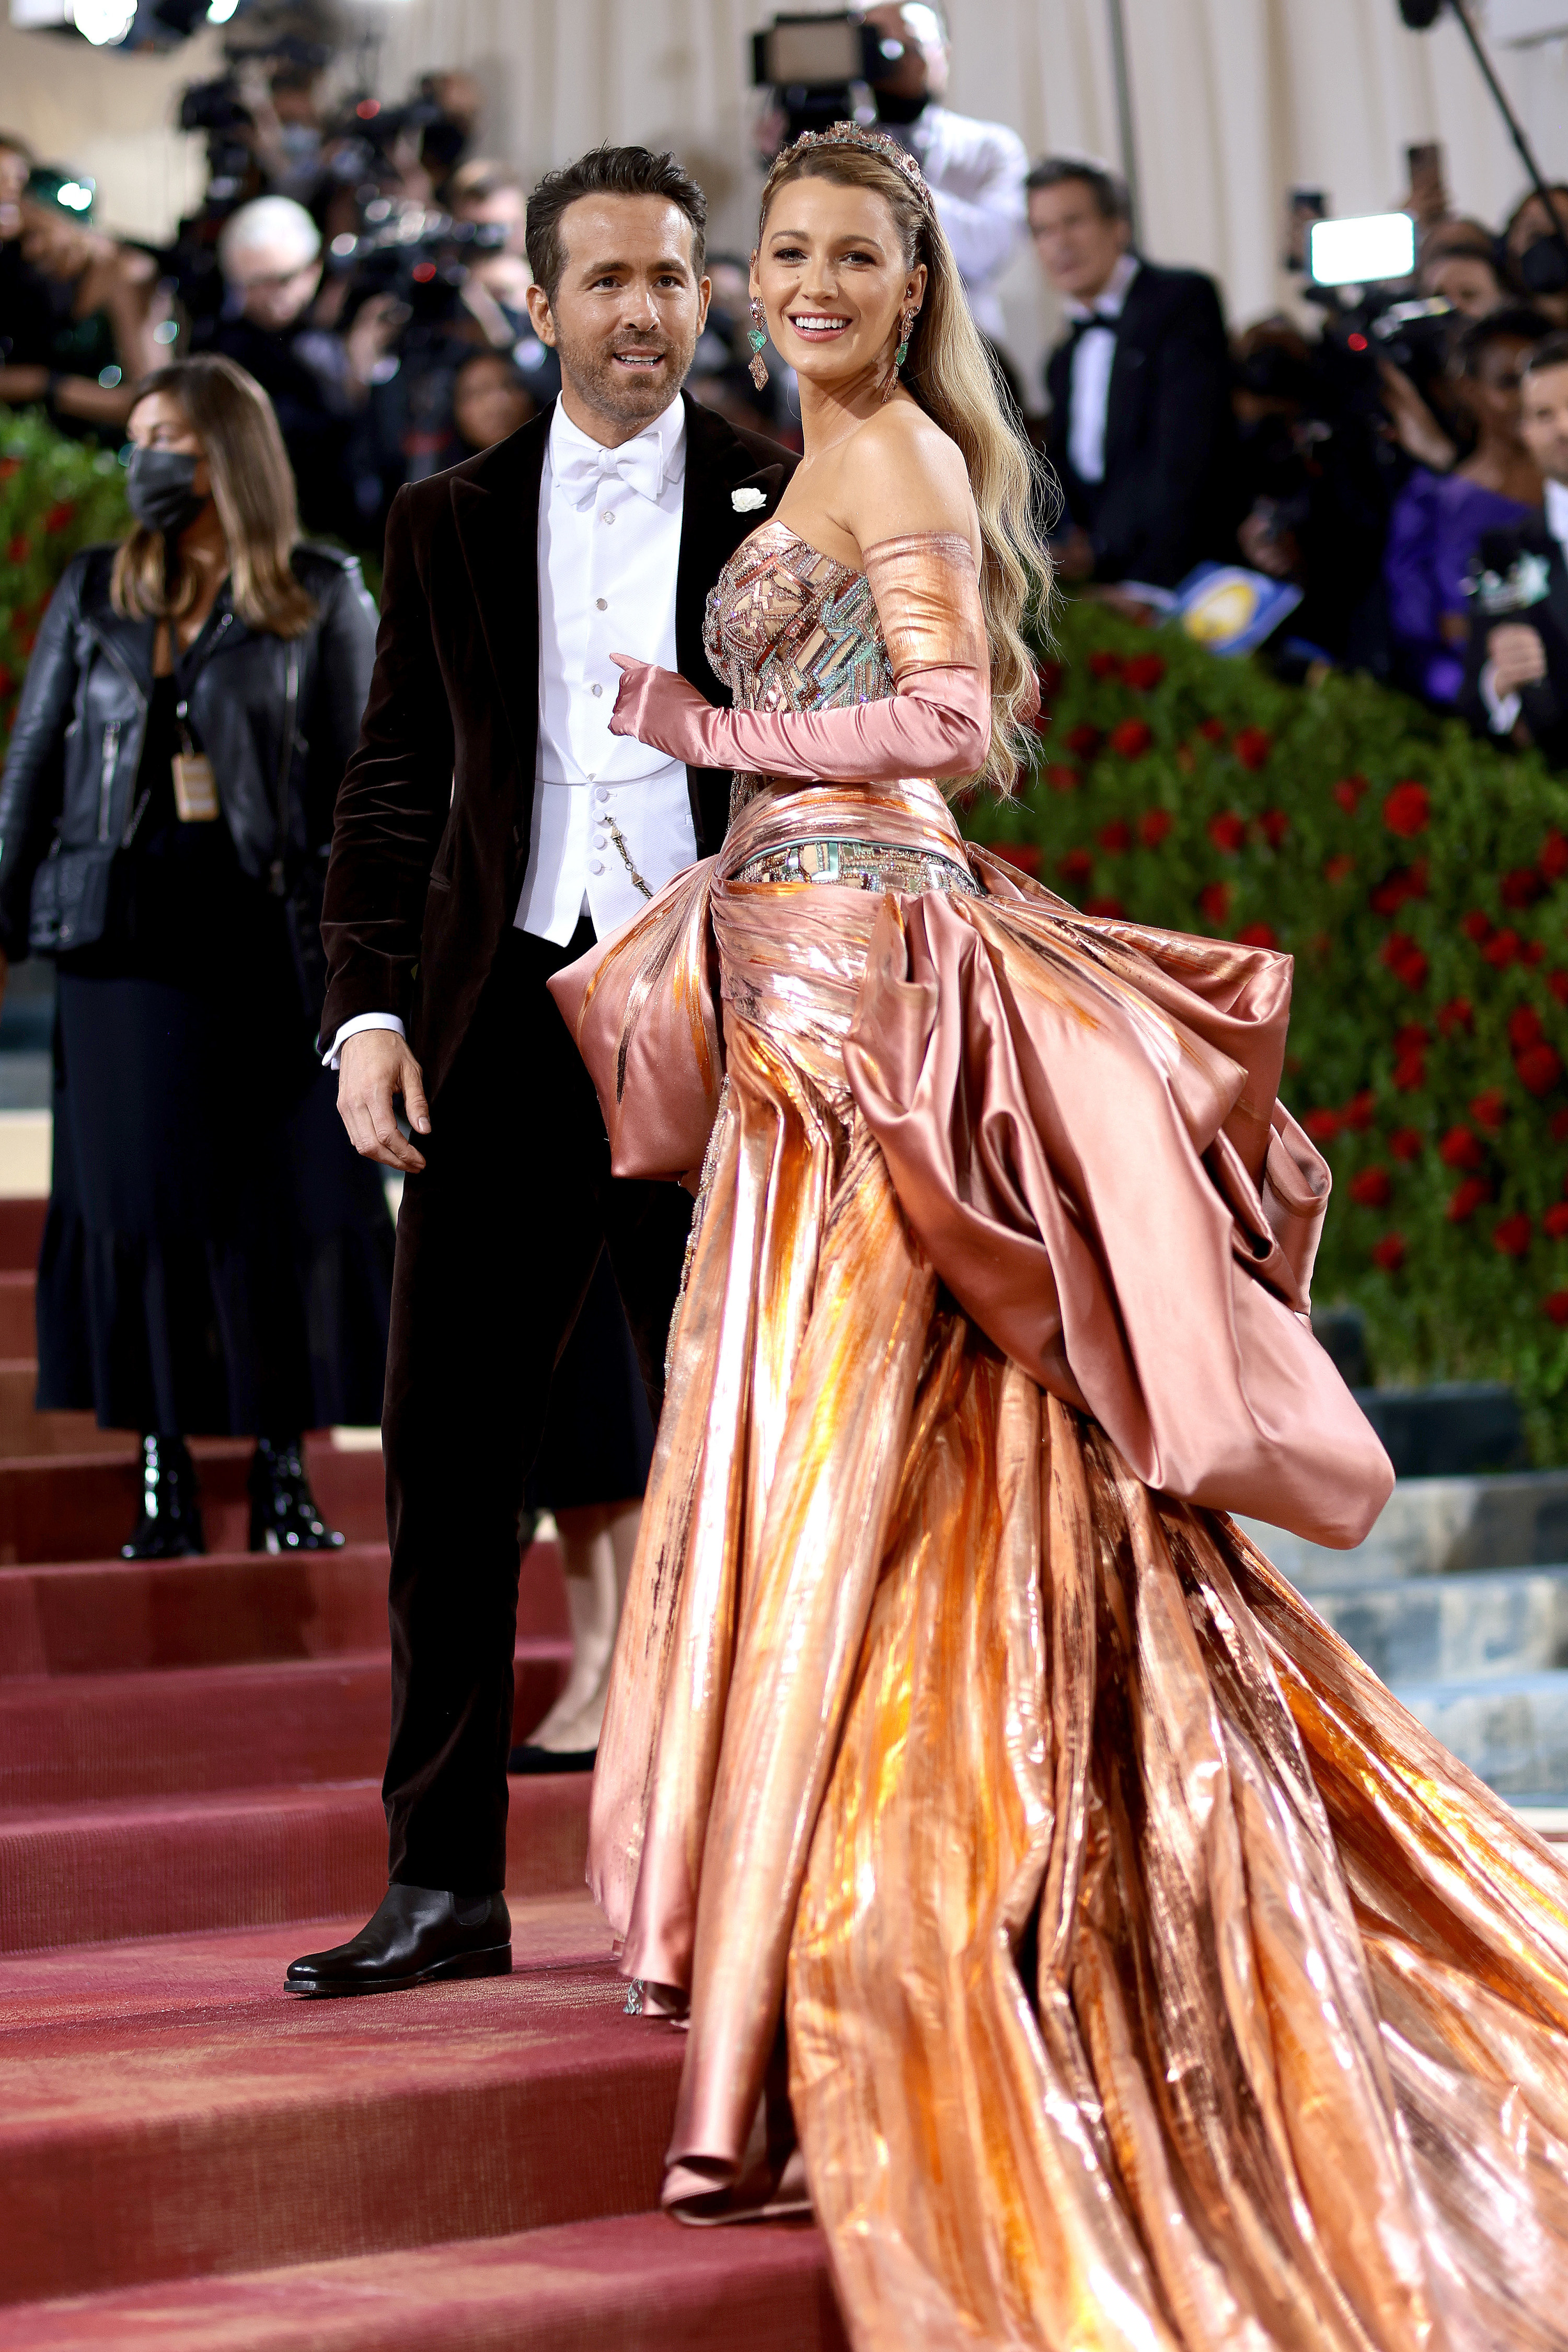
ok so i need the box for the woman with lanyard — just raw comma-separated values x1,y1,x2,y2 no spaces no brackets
0,353,394,1557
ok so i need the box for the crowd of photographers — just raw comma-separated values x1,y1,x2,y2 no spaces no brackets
2,5,1567,763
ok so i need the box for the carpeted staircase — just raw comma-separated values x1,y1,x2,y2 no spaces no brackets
0,1197,847,2349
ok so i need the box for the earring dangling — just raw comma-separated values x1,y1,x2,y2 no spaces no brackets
747,298,770,391
883,301,917,402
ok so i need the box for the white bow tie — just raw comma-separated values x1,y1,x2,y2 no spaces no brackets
555,434,665,511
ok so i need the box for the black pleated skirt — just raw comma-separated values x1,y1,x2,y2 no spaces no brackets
38,964,395,1436
525,1245,655,1513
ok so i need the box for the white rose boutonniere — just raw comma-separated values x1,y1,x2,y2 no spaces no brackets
732,486,767,513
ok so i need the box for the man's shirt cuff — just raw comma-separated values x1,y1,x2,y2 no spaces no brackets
324,1012,406,1070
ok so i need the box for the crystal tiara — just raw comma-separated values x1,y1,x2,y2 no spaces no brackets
776,122,932,203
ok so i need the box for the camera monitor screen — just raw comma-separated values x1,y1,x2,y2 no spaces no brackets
757,16,864,83
1308,212,1416,287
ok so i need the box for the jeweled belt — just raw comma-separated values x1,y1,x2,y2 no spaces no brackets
733,836,982,897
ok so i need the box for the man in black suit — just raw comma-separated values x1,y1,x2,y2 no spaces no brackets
287,147,794,1995
1029,155,1237,589
1459,334,1568,768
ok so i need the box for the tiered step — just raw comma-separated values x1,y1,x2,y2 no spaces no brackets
0,1159,847,2345
0,2216,844,2352
1245,1474,1568,1805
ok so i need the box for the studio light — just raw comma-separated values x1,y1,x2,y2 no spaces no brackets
67,0,134,39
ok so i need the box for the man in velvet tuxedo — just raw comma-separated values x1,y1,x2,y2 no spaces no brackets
1029,155,1237,590
287,147,794,1994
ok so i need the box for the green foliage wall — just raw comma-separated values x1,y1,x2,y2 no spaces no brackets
0,408,130,755
961,600,1568,1457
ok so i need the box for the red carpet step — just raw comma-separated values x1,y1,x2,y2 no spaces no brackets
0,1774,591,1953
0,1642,570,1807
0,1266,36,1356
0,1437,386,1564
0,1186,847,2345
0,1903,682,2307
0,1536,570,1676
0,2213,848,2351
0,1197,48,1269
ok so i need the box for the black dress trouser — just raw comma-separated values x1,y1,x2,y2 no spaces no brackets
381,919,694,1893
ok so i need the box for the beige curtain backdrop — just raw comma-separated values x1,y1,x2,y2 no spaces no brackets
7,1,1568,386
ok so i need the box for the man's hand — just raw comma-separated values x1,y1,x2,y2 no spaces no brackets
337,1029,431,1172
1488,624,1549,699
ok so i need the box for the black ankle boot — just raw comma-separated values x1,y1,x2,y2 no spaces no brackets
248,1436,345,1554
122,1433,205,1561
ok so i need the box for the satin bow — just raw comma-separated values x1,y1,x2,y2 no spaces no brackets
554,432,667,511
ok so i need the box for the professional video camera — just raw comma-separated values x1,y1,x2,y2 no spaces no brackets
751,10,920,144
1292,207,1456,407
326,200,509,332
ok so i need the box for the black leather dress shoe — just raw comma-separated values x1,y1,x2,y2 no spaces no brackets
285,1884,512,1996
508,1743,597,1774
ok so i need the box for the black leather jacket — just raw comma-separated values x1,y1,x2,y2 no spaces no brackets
0,541,377,973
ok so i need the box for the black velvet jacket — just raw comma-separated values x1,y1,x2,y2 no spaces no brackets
318,392,796,1106
1044,260,1239,589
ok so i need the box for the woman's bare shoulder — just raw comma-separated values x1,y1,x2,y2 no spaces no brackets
837,400,977,554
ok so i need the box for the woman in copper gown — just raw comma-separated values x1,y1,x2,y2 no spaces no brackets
551,128,1568,2352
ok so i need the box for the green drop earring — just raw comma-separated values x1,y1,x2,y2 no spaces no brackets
884,299,918,401
748,298,769,391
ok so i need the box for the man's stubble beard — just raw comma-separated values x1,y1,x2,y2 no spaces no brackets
556,322,699,430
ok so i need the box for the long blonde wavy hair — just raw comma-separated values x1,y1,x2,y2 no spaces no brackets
758,134,1051,796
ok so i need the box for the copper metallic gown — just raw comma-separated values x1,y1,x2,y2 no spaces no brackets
551,523,1568,2352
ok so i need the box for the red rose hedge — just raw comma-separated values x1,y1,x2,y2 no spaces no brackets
0,409,129,757
967,593,1568,1459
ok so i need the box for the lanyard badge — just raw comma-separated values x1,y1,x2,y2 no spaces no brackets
171,697,218,823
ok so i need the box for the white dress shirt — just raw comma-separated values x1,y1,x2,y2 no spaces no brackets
1480,476,1568,735
905,106,1028,347
326,395,699,1065
516,394,696,943
1064,253,1141,489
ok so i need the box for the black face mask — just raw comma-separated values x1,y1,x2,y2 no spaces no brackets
125,445,207,539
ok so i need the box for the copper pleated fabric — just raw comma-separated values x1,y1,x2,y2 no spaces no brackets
572,533,1568,2352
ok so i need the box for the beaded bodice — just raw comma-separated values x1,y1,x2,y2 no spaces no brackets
705,524,895,817
704,522,895,714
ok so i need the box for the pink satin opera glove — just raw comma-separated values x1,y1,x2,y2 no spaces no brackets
609,530,993,785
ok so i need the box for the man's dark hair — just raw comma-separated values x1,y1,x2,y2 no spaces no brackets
1449,304,1551,377
1024,154,1131,226
1523,329,1568,382
526,145,707,303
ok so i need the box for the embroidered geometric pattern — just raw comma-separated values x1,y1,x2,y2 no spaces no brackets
733,838,981,896
704,522,895,822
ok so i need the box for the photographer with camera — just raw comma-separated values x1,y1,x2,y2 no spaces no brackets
861,4,1026,348
753,6,1025,350
445,159,561,403
199,196,399,545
